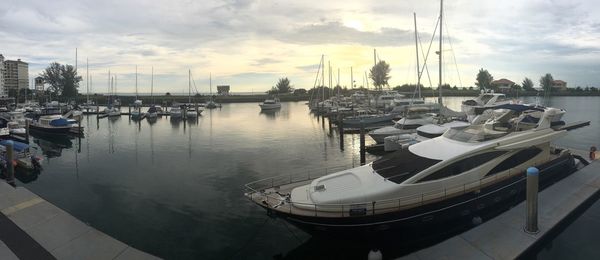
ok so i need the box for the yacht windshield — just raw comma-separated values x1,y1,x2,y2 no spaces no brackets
443,125,509,143
373,149,441,184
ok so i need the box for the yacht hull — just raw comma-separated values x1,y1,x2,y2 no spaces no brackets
261,154,576,237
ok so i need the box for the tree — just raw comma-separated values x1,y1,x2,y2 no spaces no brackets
275,77,292,93
591,87,598,92
539,73,554,92
293,88,307,95
475,68,493,91
369,61,391,91
522,77,535,91
61,64,80,97
39,62,82,97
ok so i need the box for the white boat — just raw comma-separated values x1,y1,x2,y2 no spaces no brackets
259,97,281,110
29,115,81,134
461,92,513,122
384,120,470,152
185,70,202,119
146,105,158,119
373,91,404,108
170,105,183,118
103,106,121,117
368,113,438,143
7,121,26,136
245,105,587,235
186,107,199,118
205,73,220,109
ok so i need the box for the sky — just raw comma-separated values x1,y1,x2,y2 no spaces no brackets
1,0,600,94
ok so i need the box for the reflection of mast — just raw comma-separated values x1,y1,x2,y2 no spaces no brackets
150,121,154,164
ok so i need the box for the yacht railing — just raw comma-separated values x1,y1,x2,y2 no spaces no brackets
244,157,565,218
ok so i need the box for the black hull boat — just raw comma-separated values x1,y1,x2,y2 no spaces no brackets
253,153,579,237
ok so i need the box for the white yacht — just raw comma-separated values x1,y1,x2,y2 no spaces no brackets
461,92,512,122
245,105,587,235
383,120,470,152
146,105,158,119
170,105,183,119
373,91,404,108
131,100,145,120
368,113,438,143
259,97,281,110
103,105,121,117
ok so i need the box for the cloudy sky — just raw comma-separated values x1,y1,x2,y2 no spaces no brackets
1,0,599,94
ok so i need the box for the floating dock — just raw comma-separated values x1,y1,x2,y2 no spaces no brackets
0,181,160,259
400,158,600,260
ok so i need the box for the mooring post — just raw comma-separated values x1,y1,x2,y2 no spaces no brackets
525,167,539,234
328,115,333,134
338,113,344,151
25,120,30,143
360,121,366,165
128,105,131,118
5,140,14,187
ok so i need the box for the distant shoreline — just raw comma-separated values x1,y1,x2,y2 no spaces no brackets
60,90,600,105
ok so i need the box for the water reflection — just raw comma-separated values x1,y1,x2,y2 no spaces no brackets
259,109,280,119
31,132,74,158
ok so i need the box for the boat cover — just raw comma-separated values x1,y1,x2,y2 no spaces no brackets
0,140,29,152
49,118,70,126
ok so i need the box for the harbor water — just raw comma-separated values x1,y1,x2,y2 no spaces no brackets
14,96,600,259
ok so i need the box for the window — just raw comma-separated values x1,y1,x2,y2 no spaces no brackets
373,149,441,184
486,147,542,176
417,151,506,182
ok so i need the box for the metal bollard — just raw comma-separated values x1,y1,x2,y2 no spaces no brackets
525,167,539,234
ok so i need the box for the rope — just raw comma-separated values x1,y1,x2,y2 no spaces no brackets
444,18,463,88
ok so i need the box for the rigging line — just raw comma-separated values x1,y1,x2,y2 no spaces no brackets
418,16,440,96
444,18,463,88
190,71,200,94
228,217,271,260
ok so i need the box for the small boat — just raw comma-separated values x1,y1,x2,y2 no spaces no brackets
259,97,281,110
29,115,79,134
368,113,438,143
383,120,470,152
103,105,121,117
7,122,26,136
146,105,158,119
131,100,146,120
461,92,513,122
170,105,183,119
0,140,42,170
342,112,395,128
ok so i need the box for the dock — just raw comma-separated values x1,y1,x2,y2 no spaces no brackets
0,181,160,260
400,159,600,260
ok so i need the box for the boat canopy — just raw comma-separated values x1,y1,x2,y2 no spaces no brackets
0,140,29,152
49,118,70,127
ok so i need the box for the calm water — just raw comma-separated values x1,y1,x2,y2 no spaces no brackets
15,96,600,259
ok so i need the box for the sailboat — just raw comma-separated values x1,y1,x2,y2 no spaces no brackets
185,69,201,118
82,58,95,109
103,71,121,117
131,66,145,120
146,67,158,119
205,73,219,109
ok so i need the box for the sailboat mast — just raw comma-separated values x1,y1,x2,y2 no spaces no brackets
86,58,89,103
438,0,443,105
135,65,138,100
188,69,191,104
414,13,421,99
151,66,154,104
350,67,353,89
321,55,324,101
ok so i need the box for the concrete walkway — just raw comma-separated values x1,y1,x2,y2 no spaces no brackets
0,181,160,260
400,160,600,260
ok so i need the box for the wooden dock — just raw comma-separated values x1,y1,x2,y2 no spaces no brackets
399,159,600,260
0,181,160,259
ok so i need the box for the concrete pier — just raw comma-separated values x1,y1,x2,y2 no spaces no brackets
400,159,600,260
0,181,160,260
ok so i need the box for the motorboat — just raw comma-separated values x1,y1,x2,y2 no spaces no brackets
185,107,199,119
170,105,183,119
461,92,512,122
384,120,470,152
29,115,81,134
103,105,121,117
259,97,281,110
368,113,438,143
373,91,404,108
342,112,395,128
245,105,588,235
7,121,26,136
0,140,42,170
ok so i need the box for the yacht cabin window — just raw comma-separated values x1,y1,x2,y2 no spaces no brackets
486,147,543,176
417,151,506,183
443,125,509,143
373,149,441,184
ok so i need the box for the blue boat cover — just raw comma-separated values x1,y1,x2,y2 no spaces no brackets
49,118,70,126
0,140,29,152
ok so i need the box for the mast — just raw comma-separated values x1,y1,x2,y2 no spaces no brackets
151,66,154,104
321,55,324,101
337,67,340,96
135,65,138,100
108,70,111,104
350,67,353,89
414,13,421,99
188,69,191,104
86,58,89,103
438,0,443,105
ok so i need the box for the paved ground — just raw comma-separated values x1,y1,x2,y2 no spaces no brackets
0,181,160,260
